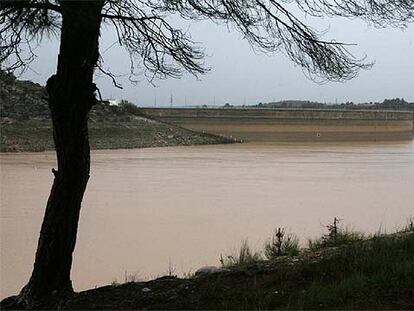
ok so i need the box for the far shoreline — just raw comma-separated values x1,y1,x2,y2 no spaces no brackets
2,139,414,155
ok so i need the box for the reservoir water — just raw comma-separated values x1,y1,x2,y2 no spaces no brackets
1,142,413,298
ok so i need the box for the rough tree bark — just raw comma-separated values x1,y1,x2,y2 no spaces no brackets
16,2,104,308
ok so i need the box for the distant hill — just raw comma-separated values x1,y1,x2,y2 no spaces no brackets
0,72,234,152
253,99,414,111
0,70,149,122
0,71,50,120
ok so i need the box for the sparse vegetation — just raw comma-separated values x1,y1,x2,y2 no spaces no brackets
402,217,414,233
220,239,262,268
264,227,300,259
124,271,142,283
308,217,365,250
220,221,366,270
206,222,414,310
48,224,413,310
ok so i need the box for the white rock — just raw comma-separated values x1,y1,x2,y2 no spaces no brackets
141,287,152,293
195,266,223,275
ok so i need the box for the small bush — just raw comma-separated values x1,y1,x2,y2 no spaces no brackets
126,272,142,283
308,217,365,250
264,227,300,259
401,217,414,233
220,239,262,267
110,270,142,286
119,101,143,116
0,69,16,82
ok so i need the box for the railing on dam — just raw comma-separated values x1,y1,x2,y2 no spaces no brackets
140,108,414,142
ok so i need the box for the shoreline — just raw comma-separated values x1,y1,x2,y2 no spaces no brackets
2,139,413,155
2,229,413,309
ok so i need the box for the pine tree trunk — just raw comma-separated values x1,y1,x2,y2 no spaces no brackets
17,2,104,308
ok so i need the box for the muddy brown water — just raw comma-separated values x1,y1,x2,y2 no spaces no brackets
1,142,414,298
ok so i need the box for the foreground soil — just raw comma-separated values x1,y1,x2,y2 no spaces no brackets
2,232,413,310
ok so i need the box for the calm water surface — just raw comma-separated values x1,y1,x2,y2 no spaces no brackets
1,142,413,298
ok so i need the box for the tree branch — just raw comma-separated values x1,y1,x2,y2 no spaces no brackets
0,0,61,13
1,0,412,81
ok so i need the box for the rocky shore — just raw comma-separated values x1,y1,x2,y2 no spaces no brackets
0,72,236,152
0,117,235,152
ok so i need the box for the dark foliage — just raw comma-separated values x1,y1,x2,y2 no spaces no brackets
2,0,413,83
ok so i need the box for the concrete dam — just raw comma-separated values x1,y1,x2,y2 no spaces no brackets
140,108,414,142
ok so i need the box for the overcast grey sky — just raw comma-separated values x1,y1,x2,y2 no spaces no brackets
19,13,414,107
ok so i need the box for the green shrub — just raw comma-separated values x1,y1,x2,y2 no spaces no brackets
264,227,300,259
402,217,414,233
220,239,262,267
308,217,365,250
0,69,16,82
119,100,144,116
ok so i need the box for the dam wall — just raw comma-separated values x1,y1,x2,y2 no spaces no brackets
141,108,414,142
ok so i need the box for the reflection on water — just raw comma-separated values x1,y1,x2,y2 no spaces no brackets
1,142,414,298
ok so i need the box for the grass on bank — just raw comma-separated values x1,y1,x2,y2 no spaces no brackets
220,218,412,269
220,228,301,268
3,219,413,310
195,219,414,310
220,239,263,268
265,227,300,258
60,230,411,310
307,217,365,251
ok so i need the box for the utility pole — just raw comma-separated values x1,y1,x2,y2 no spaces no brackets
170,93,173,108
